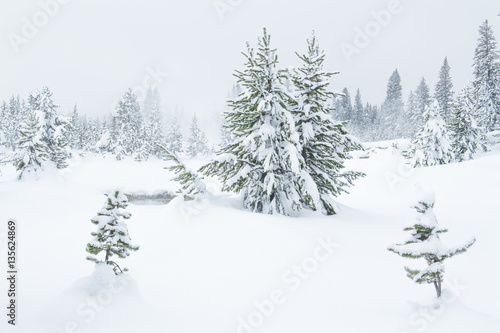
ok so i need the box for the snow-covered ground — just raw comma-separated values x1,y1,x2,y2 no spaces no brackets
0,141,499,333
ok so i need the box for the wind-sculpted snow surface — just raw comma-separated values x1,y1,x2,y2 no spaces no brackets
0,144,499,332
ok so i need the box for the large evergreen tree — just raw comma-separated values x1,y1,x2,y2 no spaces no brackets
2,96,26,150
405,90,419,136
410,100,453,167
382,69,404,138
472,20,500,131
68,105,82,151
352,88,364,133
165,116,183,154
415,77,432,120
219,118,233,149
145,101,165,158
16,112,48,180
0,102,8,148
201,29,304,216
291,33,364,214
113,89,143,159
448,86,487,161
28,87,68,169
434,57,454,119
388,187,475,298
186,114,209,157
335,87,352,122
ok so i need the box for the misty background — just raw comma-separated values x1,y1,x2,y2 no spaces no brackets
0,0,498,138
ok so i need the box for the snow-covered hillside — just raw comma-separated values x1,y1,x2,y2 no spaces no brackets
0,141,499,333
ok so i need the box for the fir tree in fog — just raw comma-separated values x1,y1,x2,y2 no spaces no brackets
434,57,454,119
472,20,500,131
186,114,208,157
382,69,404,138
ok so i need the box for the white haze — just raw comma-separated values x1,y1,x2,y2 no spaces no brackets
0,0,498,124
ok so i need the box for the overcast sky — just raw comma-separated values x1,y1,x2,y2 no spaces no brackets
1,0,499,126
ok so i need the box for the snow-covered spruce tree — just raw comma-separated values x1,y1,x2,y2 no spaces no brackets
160,146,206,200
472,20,500,132
68,105,82,151
134,122,151,162
381,69,405,138
388,187,475,298
410,100,453,167
145,101,165,158
351,88,364,134
142,86,156,116
28,87,68,169
415,77,432,122
113,89,143,159
364,103,380,141
16,112,48,180
186,114,208,157
291,33,364,214
2,96,26,150
448,86,487,161
405,90,419,136
86,190,139,275
335,87,353,122
200,28,304,216
219,118,233,149
434,57,454,120
0,102,7,147
165,117,183,154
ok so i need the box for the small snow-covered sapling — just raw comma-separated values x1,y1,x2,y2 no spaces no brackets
86,190,139,275
388,186,475,298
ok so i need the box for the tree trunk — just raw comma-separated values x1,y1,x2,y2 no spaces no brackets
434,275,442,298
105,248,110,262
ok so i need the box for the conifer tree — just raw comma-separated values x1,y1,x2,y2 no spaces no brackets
336,87,353,122
405,90,420,136
448,86,487,161
388,186,475,298
382,69,404,138
352,88,364,132
219,118,233,149
28,87,68,169
200,28,304,216
113,89,143,158
415,77,431,120
142,86,155,116
410,100,453,167
143,101,165,158
291,33,364,214
186,114,208,157
16,112,48,180
68,105,81,151
434,57,454,119
134,123,151,162
2,96,25,150
165,117,183,154
472,20,500,131
86,190,139,275
0,102,7,147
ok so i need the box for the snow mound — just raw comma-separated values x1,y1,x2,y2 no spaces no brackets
20,264,161,333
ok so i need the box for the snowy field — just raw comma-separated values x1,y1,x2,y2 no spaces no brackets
1,141,499,333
